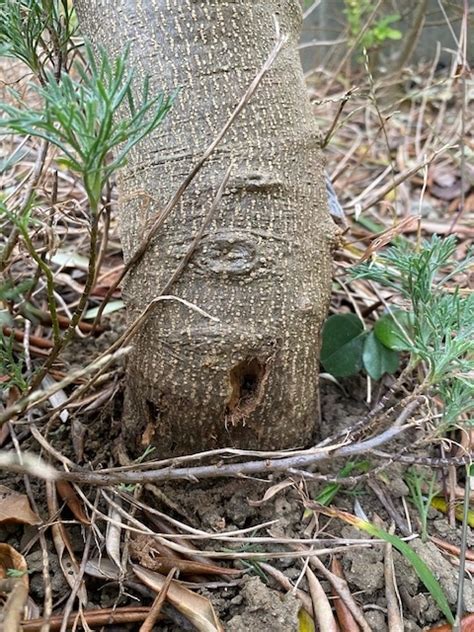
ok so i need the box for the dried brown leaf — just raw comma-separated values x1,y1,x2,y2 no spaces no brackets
0,542,29,630
130,534,241,578
56,480,91,526
51,522,88,606
133,564,224,632
306,565,339,632
0,420,10,447
141,555,241,577
0,543,28,584
85,558,122,581
46,482,87,606
106,498,125,573
330,558,360,632
247,479,294,507
0,485,41,526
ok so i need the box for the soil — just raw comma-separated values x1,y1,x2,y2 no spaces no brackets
225,577,301,631
2,371,472,631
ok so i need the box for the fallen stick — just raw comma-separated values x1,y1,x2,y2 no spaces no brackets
21,606,156,631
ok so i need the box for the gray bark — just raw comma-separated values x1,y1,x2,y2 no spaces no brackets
75,0,339,457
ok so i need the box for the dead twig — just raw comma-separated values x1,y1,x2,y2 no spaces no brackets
2,397,424,486
35,419,412,486
383,524,404,632
321,88,356,148
448,1,470,234
0,346,131,426
2,325,54,350
21,606,155,631
139,568,176,632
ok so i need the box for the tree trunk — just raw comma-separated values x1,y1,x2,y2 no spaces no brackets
75,0,339,457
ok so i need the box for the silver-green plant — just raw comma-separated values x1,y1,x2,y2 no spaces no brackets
0,331,28,392
1,42,173,212
0,0,173,393
353,235,473,429
0,0,76,81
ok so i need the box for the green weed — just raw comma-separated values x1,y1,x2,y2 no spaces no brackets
343,0,402,53
322,236,473,429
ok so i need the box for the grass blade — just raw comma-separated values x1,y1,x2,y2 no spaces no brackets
309,503,454,625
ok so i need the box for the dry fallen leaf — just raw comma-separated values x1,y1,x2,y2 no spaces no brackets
129,535,241,577
0,485,41,526
133,564,224,632
106,498,125,574
0,542,29,630
306,565,339,632
46,481,87,606
85,558,123,581
142,555,242,577
56,480,91,526
248,479,294,507
0,543,29,583
426,613,474,632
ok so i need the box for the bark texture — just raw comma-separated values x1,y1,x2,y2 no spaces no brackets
75,0,339,457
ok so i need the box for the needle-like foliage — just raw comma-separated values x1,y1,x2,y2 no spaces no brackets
1,43,174,210
0,0,76,79
354,236,474,427
0,0,174,387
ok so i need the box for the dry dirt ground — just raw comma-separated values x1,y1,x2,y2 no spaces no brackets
1,371,473,631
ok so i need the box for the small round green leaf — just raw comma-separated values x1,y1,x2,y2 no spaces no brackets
363,331,399,380
374,310,414,351
321,314,366,377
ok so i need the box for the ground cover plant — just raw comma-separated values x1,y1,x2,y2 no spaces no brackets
0,1,473,630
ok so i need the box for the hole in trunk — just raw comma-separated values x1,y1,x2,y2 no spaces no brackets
141,400,158,446
146,399,157,422
226,357,267,424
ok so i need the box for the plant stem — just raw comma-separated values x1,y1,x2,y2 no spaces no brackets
0,139,49,272
20,229,61,345
28,209,99,391
453,466,471,631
